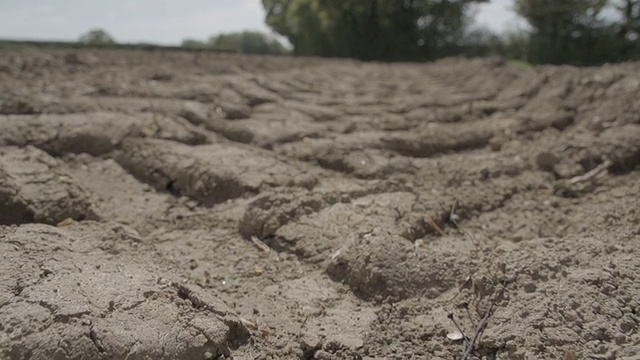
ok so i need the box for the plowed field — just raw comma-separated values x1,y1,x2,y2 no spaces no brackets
1,49,639,359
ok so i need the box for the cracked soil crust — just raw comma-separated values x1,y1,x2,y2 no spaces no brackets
0,50,639,359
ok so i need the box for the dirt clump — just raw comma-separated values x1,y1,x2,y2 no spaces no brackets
0,146,98,225
0,223,249,360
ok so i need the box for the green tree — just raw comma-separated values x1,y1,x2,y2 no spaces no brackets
181,39,209,49
514,0,618,64
78,29,116,45
609,0,640,59
492,28,531,61
209,31,287,54
612,0,640,37
262,0,485,60
415,0,486,59
180,32,287,54
507,0,640,64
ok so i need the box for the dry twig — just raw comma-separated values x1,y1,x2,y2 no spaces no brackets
554,158,612,197
251,236,271,253
449,200,477,247
425,214,445,236
449,280,508,359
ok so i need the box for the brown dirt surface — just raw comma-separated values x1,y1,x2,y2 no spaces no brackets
0,49,639,360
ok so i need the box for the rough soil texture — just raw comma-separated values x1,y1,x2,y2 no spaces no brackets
0,49,639,360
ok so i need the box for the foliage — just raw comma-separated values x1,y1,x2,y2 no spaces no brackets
208,31,288,54
613,0,640,38
262,0,487,60
481,28,531,62
78,29,116,45
261,0,640,65
514,0,640,64
66,2,640,65
0,39,210,52
181,39,209,50
181,31,288,54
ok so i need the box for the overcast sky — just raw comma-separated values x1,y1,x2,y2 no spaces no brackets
0,0,523,45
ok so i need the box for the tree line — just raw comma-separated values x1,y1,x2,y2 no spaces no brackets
76,0,639,65
77,29,288,55
262,0,640,65
181,31,288,54
511,0,640,64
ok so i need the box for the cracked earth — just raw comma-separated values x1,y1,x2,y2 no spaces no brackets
0,49,639,359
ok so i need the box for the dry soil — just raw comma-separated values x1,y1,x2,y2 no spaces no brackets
0,49,639,359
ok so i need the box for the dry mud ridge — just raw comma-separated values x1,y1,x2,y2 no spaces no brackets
0,49,639,360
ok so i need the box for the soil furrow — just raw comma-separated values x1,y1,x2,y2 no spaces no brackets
1,49,640,360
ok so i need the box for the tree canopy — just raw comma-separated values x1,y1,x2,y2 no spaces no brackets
513,0,640,64
181,31,287,54
209,31,287,54
76,1,640,66
78,29,116,45
262,0,640,65
262,0,487,61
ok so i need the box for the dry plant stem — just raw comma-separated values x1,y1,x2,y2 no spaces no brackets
449,200,478,247
448,313,472,348
453,219,478,247
426,214,445,236
566,158,612,186
460,281,508,360
555,158,612,196
463,302,477,329
250,236,271,253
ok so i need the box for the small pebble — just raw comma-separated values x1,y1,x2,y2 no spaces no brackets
524,282,537,293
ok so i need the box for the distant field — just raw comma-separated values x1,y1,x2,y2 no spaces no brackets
0,39,223,52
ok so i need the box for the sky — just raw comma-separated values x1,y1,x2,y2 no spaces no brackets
474,0,526,33
0,0,524,45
